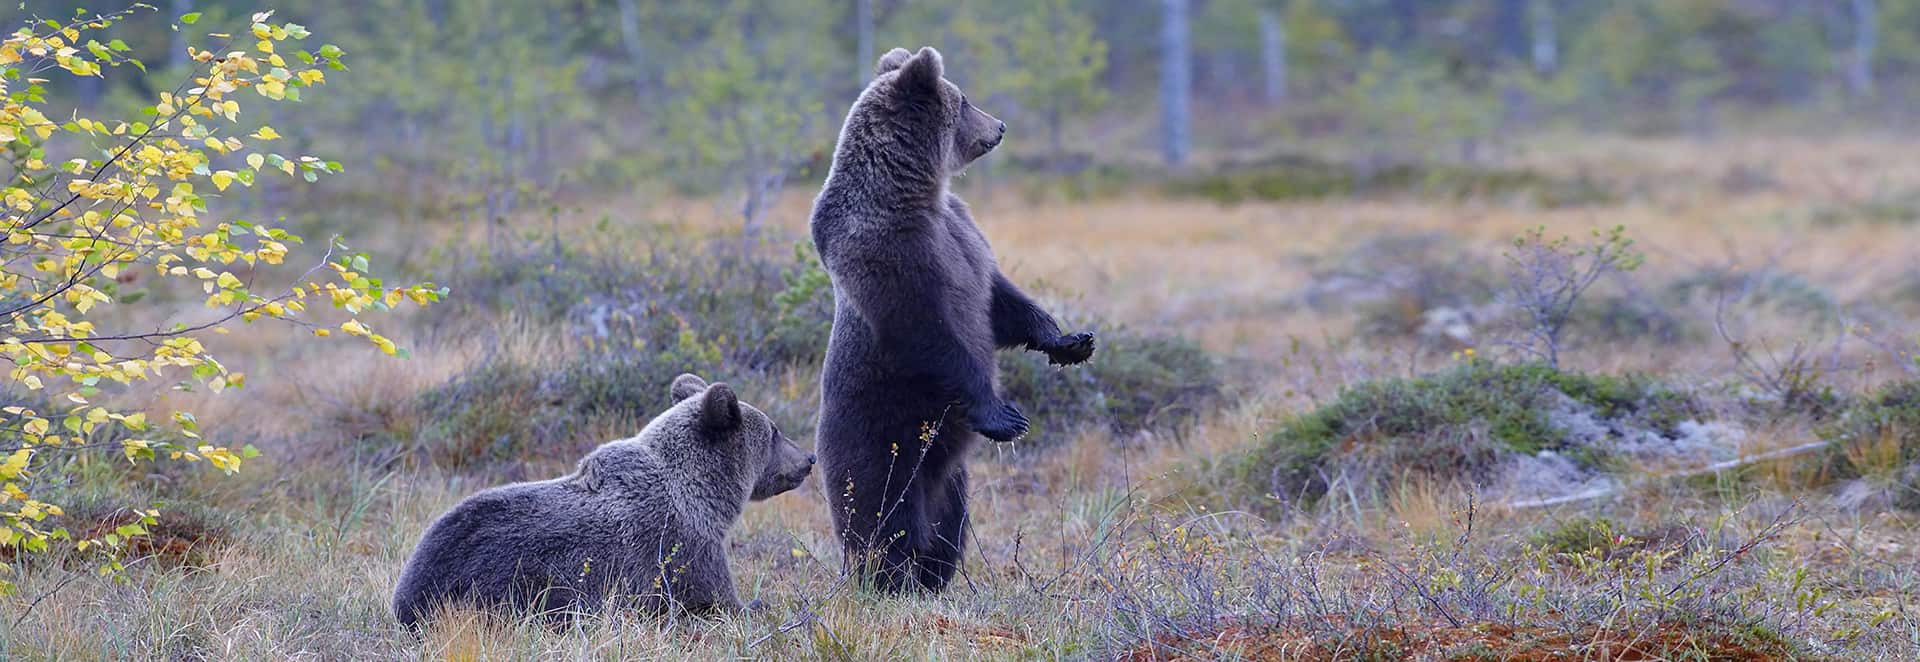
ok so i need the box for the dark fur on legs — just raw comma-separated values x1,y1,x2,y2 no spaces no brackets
811,46,1095,594
916,466,969,591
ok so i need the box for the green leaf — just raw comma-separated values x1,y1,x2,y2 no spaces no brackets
179,12,202,24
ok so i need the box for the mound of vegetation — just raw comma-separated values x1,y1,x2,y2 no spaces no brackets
1818,379,1920,510
998,329,1223,446
1240,361,1710,508
1664,267,1836,315
1163,154,1615,207
360,238,1227,469
440,239,833,370
1301,233,1495,339
1300,231,1685,350
1811,189,1920,227
1007,153,1616,208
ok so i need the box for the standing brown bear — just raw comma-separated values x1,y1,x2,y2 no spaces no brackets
810,46,1096,593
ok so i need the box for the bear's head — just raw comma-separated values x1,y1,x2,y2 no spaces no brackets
857,46,1005,178
666,373,815,501
571,374,813,503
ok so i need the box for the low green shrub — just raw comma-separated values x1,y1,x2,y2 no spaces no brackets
1241,361,1704,506
1810,189,1920,227
1528,516,1696,561
366,237,1230,468
437,237,833,370
1566,293,1688,345
1662,267,1838,328
1818,379,1920,509
1163,154,1614,207
998,329,1223,446
1304,233,1495,335
410,328,723,469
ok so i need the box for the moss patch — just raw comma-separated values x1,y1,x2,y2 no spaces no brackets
1241,362,1705,507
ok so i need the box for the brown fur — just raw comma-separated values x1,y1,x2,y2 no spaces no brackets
809,46,1096,594
392,374,813,626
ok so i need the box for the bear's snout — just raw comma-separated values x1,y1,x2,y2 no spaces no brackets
751,438,816,501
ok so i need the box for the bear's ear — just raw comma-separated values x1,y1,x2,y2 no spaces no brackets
895,46,943,94
671,373,708,402
875,48,913,77
700,383,741,431
570,455,603,493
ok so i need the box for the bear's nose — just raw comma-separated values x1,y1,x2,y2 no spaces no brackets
807,454,817,465
996,120,1007,134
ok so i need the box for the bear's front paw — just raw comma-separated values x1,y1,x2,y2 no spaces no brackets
969,401,1030,442
1039,332,1096,366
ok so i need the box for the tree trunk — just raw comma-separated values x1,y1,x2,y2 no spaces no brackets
170,0,194,71
617,0,648,102
1048,107,1064,160
1259,8,1286,106
1530,0,1557,75
1496,0,1529,61
855,0,875,88
1390,0,1418,47
1160,0,1191,167
740,168,787,253
1849,0,1877,98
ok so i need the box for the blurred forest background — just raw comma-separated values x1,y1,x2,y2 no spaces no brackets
11,0,1918,238
5,1,1920,658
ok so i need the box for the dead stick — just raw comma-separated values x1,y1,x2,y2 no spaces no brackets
1503,440,1831,510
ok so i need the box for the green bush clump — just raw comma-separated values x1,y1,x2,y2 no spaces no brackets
1531,516,1628,556
997,329,1223,446
1662,268,1838,331
1810,189,1920,227
1162,155,1614,207
1163,155,1356,202
411,330,723,469
398,237,1228,466
373,237,837,470
1304,233,1495,337
440,237,833,370
1241,361,1704,506
1818,379,1920,508
1566,294,1688,345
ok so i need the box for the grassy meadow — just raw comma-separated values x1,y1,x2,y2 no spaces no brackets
2,127,1917,660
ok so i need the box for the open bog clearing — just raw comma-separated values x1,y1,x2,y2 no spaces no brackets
5,131,1917,660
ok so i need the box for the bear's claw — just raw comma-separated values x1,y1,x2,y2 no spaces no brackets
970,401,1029,442
1040,332,1096,366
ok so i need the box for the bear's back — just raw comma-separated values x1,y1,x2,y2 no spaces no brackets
393,473,684,625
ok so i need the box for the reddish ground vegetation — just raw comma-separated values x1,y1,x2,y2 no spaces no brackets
1118,616,1808,661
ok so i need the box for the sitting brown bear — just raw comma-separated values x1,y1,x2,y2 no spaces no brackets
392,373,814,626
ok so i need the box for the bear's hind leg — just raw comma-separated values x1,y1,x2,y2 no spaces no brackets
916,467,969,592
830,457,931,594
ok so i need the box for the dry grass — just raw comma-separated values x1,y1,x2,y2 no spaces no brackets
4,132,1920,659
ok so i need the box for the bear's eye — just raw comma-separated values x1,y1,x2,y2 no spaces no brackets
960,95,969,108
